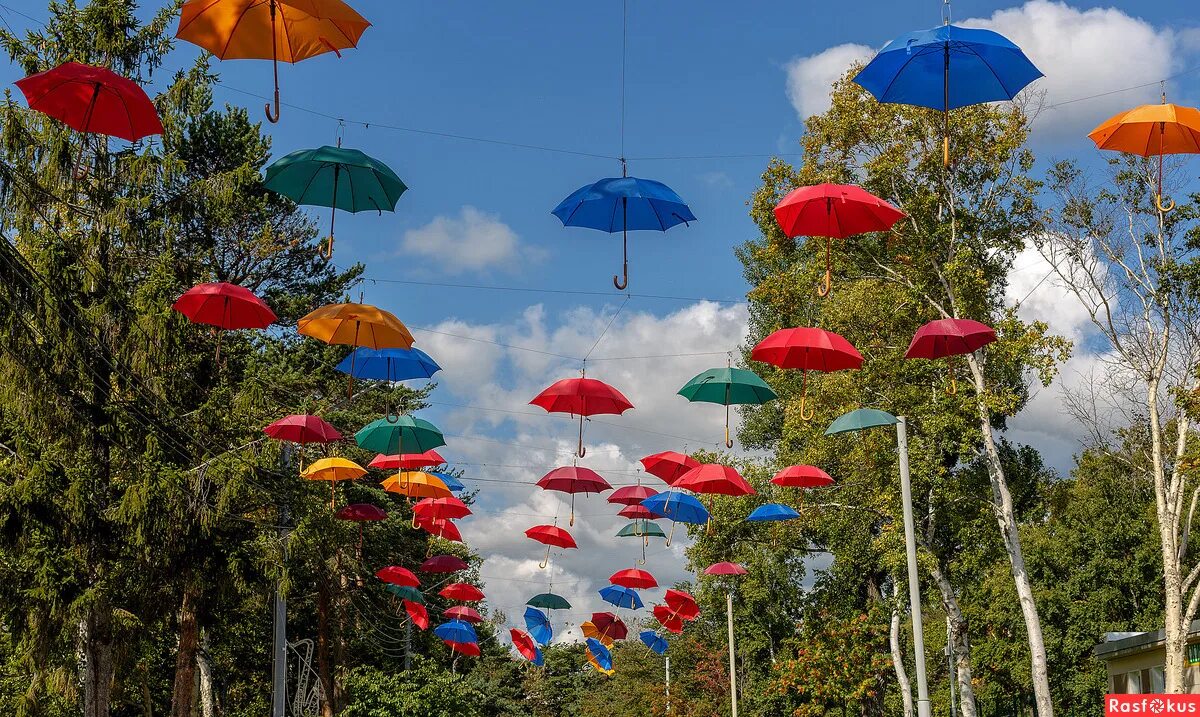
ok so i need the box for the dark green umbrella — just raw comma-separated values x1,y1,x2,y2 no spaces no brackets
824,408,898,436
355,415,446,455
527,592,572,610
678,367,777,448
264,144,407,258
617,519,666,565
386,585,425,604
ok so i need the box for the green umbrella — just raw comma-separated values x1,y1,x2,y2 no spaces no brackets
263,145,408,258
824,408,899,436
678,367,777,448
355,415,446,455
386,585,425,604
617,520,666,538
527,592,572,610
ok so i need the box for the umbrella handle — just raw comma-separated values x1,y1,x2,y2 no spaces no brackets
539,545,551,569
724,405,734,449
577,415,587,459
1157,194,1176,213
817,238,832,298
799,370,815,421
665,521,676,547
946,359,958,396
264,0,281,123
569,494,576,527
613,209,629,290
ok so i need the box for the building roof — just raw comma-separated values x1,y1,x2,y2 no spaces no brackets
1093,621,1200,660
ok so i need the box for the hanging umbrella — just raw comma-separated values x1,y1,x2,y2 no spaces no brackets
824,408,899,436
413,496,471,522
298,302,414,396
264,145,406,257
674,464,756,497
586,638,614,671
640,631,669,655
446,640,480,657
420,554,468,573
747,503,800,522
653,604,684,634
375,565,419,588
433,620,477,644
440,583,485,602
414,515,461,543
335,503,386,548
678,366,777,447
356,415,446,455
301,457,366,508
381,472,453,500
176,0,370,123
663,590,700,621
263,413,340,468
172,282,276,359
615,521,666,539
640,451,700,486
553,173,697,289
511,628,544,666
385,584,424,604
536,466,612,525
640,491,709,546
617,504,658,520
590,612,628,642
1089,100,1200,212
524,606,553,646
771,465,833,489
853,23,1041,166
703,562,748,577
525,524,577,569
610,568,657,589
773,184,907,296
751,327,863,421
444,606,483,624
904,317,997,393
599,585,643,610
527,592,572,610
371,449,447,471
428,472,466,492
607,485,659,506
404,600,429,630
530,376,633,458
336,346,440,381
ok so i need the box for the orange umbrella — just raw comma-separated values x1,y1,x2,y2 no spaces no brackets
382,471,453,499
301,456,366,508
298,302,414,395
580,621,615,646
176,0,370,123
1088,100,1200,212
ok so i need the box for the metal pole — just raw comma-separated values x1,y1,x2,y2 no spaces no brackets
665,655,671,715
947,617,957,717
727,591,738,717
897,417,931,717
271,505,291,717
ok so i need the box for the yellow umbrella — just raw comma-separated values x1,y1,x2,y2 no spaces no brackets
1088,100,1200,212
301,456,366,508
579,622,615,646
586,651,614,675
382,471,452,500
298,302,415,395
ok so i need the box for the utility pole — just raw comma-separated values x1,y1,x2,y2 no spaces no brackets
272,446,294,717
665,655,671,715
727,591,738,717
897,417,931,717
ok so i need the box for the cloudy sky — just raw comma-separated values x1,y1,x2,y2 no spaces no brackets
4,0,1197,640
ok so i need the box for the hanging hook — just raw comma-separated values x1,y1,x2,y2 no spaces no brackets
817,237,833,297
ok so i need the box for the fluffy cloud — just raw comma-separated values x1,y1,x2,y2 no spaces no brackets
784,43,873,119
400,206,540,274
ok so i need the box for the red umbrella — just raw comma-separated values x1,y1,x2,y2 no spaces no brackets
510,628,540,663
445,606,484,624
263,414,341,444
446,640,480,657
607,485,659,506
610,568,658,589
590,612,628,641
664,590,700,621
617,504,658,520
703,562,748,576
674,464,755,497
537,466,613,525
530,375,633,457
421,554,468,573
526,524,578,568
174,282,276,360
773,183,906,296
415,515,462,543
375,565,419,588
653,604,684,634
404,600,429,630
905,318,997,394
771,465,833,489
397,449,446,470
751,327,862,421
440,583,485,602
413,496,471,521
368,454,401,470
640,451,700,485
335,503,387,548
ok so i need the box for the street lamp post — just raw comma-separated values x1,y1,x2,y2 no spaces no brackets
826,409,931,717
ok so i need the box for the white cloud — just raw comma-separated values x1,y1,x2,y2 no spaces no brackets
784,43,873,119
400,206,540,274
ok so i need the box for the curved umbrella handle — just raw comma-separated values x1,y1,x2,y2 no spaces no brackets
265,1,281,123
319,235,335,260
264,92,280,124
665,521,676,547
799,394,815,422
817,238,832,298
613,267,628,291
613,207,629,290
946,361,958,396
798,370,815,421
539,545,551,569
577,415,587,459
1157,194,1176,213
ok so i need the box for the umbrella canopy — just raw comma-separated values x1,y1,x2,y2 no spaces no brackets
404,600,429,630
439,583,485,602
580,623,612,646
172,282,276,331
553,175,697,289
599,585,643,610
444,606,483,624
525,525,577,550
674,464,755,497
336,347,441,381
413,496,471,521
641,492,710,525
301,457,366,482
381,472,453,499
678,367,777,447
297,303,414,350
264,145,406,256
771,465,834,489
446,640,479,657
263,414,341,445
433,620,477,644
751,327,863,421
420,554,468,573
905,318,998,393
356,415,446,455
1089,103,1200,156
527,592,572,610
617,504,658,520
537,466,612,524
15,61,164,142
747,503,801,522
640,631,669,655
653,604,684,634
703,562,748,576
610,568,658,589
524,606,553,646
428,471,466,492
640,451,700,485
531,376,634,458
385,585,424,604
397,450,446,470
334,503,387,522
510,628,544,666
414,515,461,542
175,0,370,122
590,612,628,641
616,520,667,538
664,590,700,621
585,638,614,671
607,485,659,506
375,566,419,588
824,408,899,436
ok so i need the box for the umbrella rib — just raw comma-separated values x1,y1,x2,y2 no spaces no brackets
959,43,1018,101
294,161,328,206
872,45,938,105
176,0,225,34
219,1,259,60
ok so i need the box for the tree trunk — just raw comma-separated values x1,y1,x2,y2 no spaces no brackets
317,579,334,717
1149,375,1188,692
889,605,914,717
78,606,115,717
170,583,202,717
197,633,216,717
966,352,1053,717
930,564,978,717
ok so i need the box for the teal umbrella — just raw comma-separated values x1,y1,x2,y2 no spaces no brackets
355,415,446,455
527,592,572,610
617,519,666,565
678,366,777,447
824,408,898,436
264,144,407,258
386,585,425,604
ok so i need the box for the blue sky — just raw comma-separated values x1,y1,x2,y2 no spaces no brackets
3,0,1200,633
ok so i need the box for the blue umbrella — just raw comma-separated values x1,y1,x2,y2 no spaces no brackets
640,630,668,655
433,620,477,644
599,585,644,610
746,503,801,522
586,638,613,671
641,490,710,547
524,606,553,646
428,471,465,492
335,347,440,382
853,24,1041,165
552,174,696,289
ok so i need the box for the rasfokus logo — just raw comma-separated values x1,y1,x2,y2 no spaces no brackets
1106,695,1200,714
